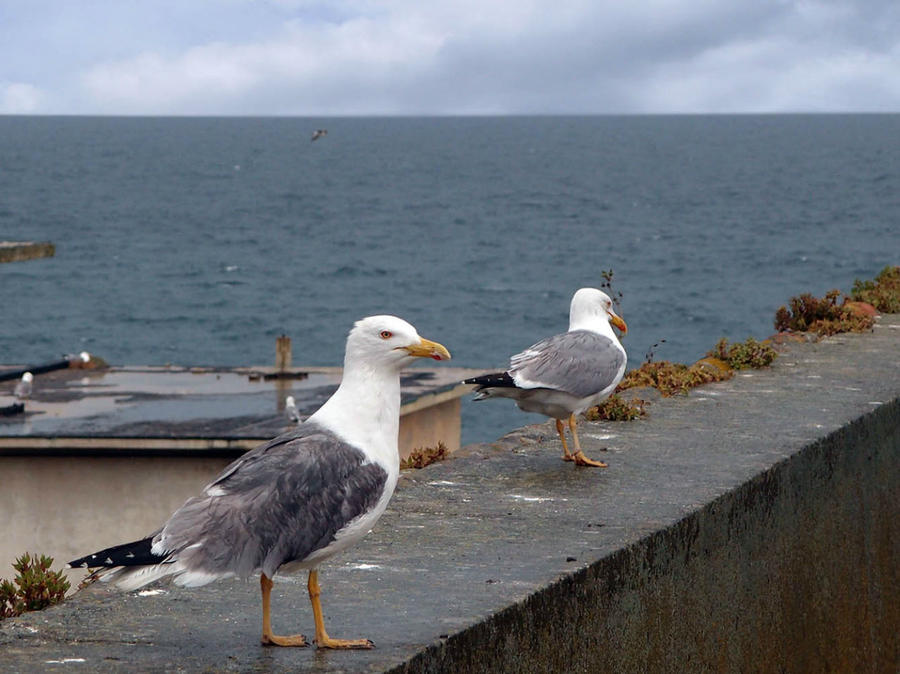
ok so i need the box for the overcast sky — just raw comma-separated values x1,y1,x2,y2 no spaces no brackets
1,0,898,115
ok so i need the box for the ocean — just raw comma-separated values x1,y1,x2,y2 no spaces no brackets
1,115,898,444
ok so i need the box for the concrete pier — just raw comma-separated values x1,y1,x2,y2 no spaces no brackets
0,241,54,263
1,317,897,673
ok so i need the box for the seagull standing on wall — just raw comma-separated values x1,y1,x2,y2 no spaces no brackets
14,371,33,399
284,395,301,423
465,288,627,468
69,316,451,649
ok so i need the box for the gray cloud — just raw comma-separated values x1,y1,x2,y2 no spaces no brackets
2,0,898,115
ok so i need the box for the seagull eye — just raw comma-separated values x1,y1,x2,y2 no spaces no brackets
380,330,393,339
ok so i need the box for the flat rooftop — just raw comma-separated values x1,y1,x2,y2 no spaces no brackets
0,365,477,451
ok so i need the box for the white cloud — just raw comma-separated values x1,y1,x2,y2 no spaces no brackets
4,0,900,114
0,83,44,113
631,1,900,113
80,13,446,114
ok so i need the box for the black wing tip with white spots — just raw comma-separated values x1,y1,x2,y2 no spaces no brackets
67,536,164,569
463,371,516,390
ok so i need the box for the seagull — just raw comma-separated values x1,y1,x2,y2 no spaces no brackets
464,288,627,468
14,371,33,399
66,351,91,368
284,395,301,424
310,129,327,142
68,316,451,649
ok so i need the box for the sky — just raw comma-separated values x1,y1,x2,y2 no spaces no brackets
1,0,899,116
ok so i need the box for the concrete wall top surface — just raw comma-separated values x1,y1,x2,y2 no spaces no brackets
1,316,898,673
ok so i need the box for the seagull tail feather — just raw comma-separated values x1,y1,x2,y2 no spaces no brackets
68,536,234,591
68,536,160,569
463,371,517,397
68,536,180,590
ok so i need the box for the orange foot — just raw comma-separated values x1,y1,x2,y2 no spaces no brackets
261,633,309,647
572,450,608,468
316,636,375,649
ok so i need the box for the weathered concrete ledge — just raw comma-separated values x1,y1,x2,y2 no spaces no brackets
1,317,898,673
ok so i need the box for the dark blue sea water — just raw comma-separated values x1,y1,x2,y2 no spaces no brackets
1,115,898,444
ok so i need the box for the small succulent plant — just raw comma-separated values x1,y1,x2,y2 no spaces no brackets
851,265,900,313
774,289,875,336
707,337,778,370
617,359,734,397
584,394,649,421
0,553,70,620
400,442,450,470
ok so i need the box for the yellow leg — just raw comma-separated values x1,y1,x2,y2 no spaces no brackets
569,413,608,468
260,573,309,647
308,570,374,649
556,418,574,461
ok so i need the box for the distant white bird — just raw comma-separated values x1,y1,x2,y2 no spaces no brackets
65,351,91,368
311,129,328,142
465,288,627,468
285,395,301,424
14,372,33,399
68,315,451,649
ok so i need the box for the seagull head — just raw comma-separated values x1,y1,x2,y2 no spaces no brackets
345,315,451,371
569,288,627,335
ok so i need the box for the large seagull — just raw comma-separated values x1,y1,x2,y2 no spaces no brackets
465,288,627,467
69,316,450,649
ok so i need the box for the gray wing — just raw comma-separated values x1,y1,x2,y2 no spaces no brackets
509,330,625,398
154,423,387,579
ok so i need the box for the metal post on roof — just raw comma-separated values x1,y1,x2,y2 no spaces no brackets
276,335,291,372
275,335,292,412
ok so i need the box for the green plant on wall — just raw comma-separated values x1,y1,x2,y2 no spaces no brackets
585,394,649,421
774,289,875,336
851,265,900,313
400,442,450,470
0,553,70,620
707,337,778,370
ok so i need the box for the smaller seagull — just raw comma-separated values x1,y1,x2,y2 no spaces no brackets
284,395,301,424
311,129,328,142
14,372,33,399
464,288,627,468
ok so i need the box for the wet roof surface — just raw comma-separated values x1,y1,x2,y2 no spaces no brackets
0,365,474,439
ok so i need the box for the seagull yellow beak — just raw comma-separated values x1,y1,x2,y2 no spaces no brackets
402,337,451,361
608,311,628,335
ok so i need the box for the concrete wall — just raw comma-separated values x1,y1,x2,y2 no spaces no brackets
399,398,461,459
1,321,896,673
0,455,232,587
394,399,898,674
